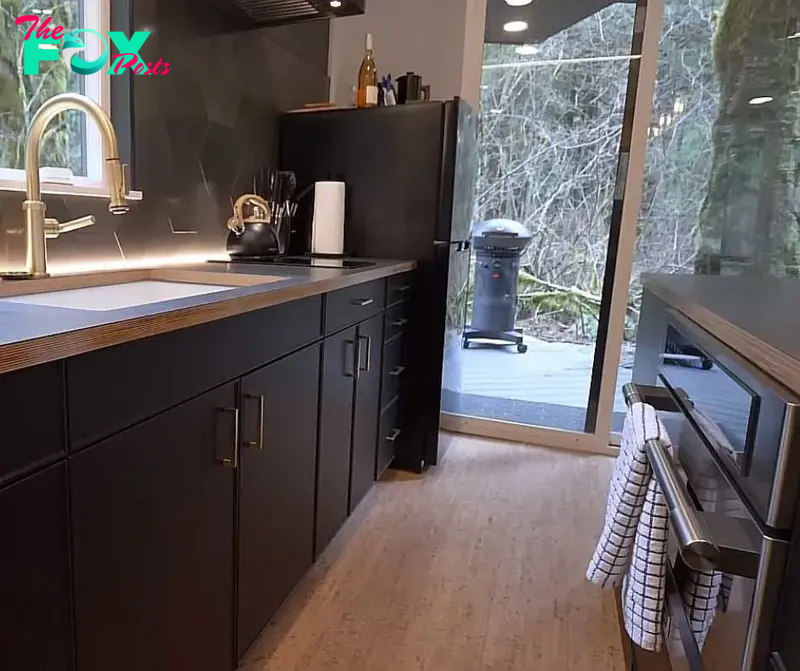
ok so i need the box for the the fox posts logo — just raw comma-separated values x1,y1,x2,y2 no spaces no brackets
16,15,171,76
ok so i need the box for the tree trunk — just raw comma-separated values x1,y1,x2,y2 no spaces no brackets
698,0,800,275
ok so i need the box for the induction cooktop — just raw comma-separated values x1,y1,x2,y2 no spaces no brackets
208,256,375,270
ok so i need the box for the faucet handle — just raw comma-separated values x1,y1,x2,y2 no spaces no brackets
44,215,96,239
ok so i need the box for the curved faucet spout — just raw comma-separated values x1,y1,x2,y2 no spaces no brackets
3,92,133,279
26,93,128,214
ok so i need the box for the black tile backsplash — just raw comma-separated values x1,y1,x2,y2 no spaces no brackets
0,0,329,272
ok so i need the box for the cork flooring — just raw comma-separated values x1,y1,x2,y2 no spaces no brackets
239,434,624,671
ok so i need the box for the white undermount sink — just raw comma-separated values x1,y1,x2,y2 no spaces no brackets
4,281,237,312
0,269,284,312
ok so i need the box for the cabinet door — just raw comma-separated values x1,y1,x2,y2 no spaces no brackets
71,383,237,671
0,463,71,671
238,344,321,660
349,313,385,513
316,326,357,556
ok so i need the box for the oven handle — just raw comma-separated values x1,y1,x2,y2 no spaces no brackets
624,383,721,572
645,438,721,571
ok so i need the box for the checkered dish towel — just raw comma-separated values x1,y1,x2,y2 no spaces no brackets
586,402,722,652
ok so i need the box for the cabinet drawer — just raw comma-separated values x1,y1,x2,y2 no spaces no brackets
384,303,409,343
376,398,401,478
386,273,414,307
0,362,65,485
381,335,406,411
325,281,385,334
68,296,322,451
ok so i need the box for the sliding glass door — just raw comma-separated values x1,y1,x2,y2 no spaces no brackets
442,0,661,450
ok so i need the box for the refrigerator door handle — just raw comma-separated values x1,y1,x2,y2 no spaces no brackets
434,240,470,251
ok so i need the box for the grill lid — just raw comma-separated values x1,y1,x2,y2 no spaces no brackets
471,219,533,251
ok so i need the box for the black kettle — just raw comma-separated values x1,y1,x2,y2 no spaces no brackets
226,194,281,258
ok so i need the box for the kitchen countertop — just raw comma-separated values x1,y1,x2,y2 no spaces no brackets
643,273,800,396
0,259,415,376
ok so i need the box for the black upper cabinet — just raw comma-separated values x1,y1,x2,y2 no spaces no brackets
0,463,72,671
237,344,321,661
315,326,357,556
202,0,365,29
70,383,237,671
0,362,65,485
349,313,385,514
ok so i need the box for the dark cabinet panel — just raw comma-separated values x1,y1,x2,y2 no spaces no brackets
324,280,385,334
0,463,71,671
349,313,384,513
315,326,357,556
71,383,237,671
0,362,65,485
67,296,322,451
238,344,321,660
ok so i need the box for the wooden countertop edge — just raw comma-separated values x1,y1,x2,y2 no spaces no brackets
0,261,416,376
643,278,800,397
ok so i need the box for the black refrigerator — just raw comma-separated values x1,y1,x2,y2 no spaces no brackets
279,98,478,472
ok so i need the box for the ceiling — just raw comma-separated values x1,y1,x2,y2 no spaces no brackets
484,0,635,45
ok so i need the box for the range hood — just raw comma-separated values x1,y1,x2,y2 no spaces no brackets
206,0,365,29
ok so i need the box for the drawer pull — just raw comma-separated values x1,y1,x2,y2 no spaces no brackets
390,366,406,377
397,285,411,293
352,298,375,307
386,428,402,443
392,318,409,327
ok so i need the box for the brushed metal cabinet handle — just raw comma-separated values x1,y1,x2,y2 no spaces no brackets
244,394,265,450
390,366,406,377
358,334,372,372
352,298,374,307
217,407,239,468
344,340,358,378
392,318,409,327
386,429,402,443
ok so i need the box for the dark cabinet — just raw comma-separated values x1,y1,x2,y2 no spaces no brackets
0,463,72,671
315,326,357,556
0,362,65,485
349,313,385,513
70,383,237,671
237,345,321,660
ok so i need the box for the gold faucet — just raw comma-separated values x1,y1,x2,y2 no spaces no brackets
8,93,130,279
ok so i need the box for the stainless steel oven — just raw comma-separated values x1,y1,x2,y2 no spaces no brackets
627,309,800,671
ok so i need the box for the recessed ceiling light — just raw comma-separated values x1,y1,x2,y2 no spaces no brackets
505,0,534,5
516,44,539,55
489,109,503,115
503,20,528,32
749,96,774,105
330,0,342,6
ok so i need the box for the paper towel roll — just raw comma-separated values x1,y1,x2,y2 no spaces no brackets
311,181,346,256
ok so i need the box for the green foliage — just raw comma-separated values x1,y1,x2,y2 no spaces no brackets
0,0,82,173
477,0,799,344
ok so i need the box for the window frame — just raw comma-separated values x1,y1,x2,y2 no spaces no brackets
0,0,112,196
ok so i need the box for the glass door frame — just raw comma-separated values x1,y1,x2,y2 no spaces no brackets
441,0,666,456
